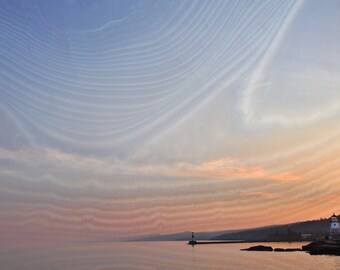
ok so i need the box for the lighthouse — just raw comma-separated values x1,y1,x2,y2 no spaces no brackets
330,213,340,239
188,232,197,246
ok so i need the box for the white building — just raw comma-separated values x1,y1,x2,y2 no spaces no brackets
330,213,340,239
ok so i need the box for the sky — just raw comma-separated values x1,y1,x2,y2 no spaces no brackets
1,0,340,245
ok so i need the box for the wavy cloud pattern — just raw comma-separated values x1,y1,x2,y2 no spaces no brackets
1,0,340,243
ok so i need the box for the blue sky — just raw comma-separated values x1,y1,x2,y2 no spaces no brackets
0,0,340,243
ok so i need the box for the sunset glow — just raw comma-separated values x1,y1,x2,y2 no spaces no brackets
1,0,340,246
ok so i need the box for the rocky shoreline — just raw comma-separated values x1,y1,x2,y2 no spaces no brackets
242,240,340,255
302,240,340,255
241,245,302,252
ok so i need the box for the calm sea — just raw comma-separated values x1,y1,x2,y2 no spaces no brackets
2,241,340,270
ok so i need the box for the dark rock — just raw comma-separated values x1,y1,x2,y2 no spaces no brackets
309,245,340,256
303,240,340,256
274,248,302,252
302,242,316,251
284,248,303,252
303,241,328,251
241,245,273,251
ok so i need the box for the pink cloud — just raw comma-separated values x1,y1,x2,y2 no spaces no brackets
170,158,298,181
240,191,282,200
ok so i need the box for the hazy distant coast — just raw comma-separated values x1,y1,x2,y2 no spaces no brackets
131,216,332,242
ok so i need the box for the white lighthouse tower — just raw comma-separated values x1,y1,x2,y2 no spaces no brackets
330,213,340,239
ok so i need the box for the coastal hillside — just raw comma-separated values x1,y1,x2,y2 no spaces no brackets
213,217,332,241
130,216,334,242
130,230,241,242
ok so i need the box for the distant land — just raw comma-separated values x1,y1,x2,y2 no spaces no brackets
128,230,241,242
130,216,333,242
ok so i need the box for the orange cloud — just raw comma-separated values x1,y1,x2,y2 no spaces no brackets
240,191,282,200
171,158,298,181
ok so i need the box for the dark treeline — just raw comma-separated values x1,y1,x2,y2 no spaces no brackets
213,218,331,242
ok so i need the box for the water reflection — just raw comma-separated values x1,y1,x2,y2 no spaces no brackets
2,242,340,270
